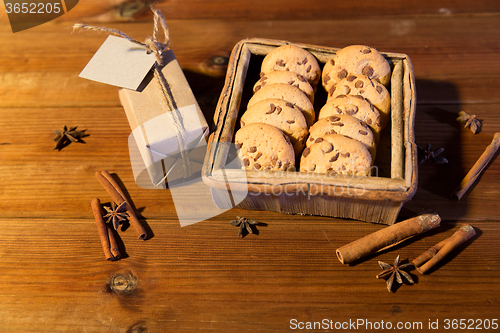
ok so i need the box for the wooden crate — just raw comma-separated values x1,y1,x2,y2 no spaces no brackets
202,38,417,225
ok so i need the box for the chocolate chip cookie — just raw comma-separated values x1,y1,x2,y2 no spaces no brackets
253,70,315,103
300,134,372,176
327,74,390,124
240,98,309,155
247,83,316,126
307,114,376,159
318,94,383,140
322,45,391,93
235,122,295,171
260,44,321,88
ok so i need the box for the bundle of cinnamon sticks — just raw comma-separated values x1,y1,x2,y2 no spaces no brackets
91,170,147,261
336,212,476,275
412,224,476,274
336,213,441,265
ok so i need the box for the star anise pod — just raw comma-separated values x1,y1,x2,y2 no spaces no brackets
376,255,414,292
417,143,448,165
457,111,481,134
52,125,89,151
103,201,129,230
230,216,261,237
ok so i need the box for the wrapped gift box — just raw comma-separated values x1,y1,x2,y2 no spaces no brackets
119,48,209,188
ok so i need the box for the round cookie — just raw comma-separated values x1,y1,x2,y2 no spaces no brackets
260,44,321,88
307,115,376,160
253,71,315,103
318,94,383,139
240,98,309,156
300,134,372,176
327,74,390,124
234,123,295,171
247,83,316,126
322,45,391,92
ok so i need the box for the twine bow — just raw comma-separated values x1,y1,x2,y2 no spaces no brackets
73,7,191,180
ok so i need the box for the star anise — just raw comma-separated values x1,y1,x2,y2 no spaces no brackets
417,143,448,165
376,255,414,292
103,201,129,230
230,216,261,237
457,111,481,134
52,125,88,150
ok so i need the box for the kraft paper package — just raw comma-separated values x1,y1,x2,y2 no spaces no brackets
77,19,209,189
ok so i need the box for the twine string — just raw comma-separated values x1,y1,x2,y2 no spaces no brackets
73,7,191,179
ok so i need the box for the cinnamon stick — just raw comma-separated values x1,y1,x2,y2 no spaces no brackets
336,213,441,264
413,224,476,274
106,223,121,259
451,132,500,201
95,171,147,240
91,198,121,261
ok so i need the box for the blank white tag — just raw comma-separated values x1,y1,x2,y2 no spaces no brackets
79,35,157,90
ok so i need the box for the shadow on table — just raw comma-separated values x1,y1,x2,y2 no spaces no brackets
400,78,469,221
184,69,227,133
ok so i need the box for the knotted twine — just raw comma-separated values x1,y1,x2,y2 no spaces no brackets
73,7,191,180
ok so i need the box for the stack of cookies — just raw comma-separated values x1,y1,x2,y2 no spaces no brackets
300,45,392,177
234,43,392,177
234,44,321,171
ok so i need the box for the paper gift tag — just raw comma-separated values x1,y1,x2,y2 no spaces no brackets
79,35,157,90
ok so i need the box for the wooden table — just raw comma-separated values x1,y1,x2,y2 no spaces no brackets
0,1,499,332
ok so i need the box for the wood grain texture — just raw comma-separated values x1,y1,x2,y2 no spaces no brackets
0,104,498,221
43,0,500,22
0,3,499,332
1,16,499,108
0,216,498,332
4,0,498,24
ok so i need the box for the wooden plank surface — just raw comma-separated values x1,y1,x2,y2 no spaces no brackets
1,16,500,108
0,1,499,332
0,217,498,332
48,0,500,21
0,103,498,221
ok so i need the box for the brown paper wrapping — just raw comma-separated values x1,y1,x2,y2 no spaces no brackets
119,49,209,187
